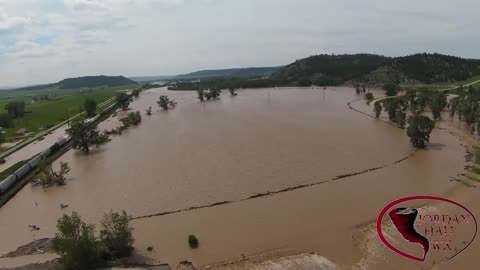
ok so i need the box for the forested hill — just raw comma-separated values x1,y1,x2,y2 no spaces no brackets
377,53,480,84
272,53,480,86
14,75,136,90
57,76,136,89
271,54,391,85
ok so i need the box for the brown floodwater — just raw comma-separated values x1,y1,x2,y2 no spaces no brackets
0,87,473,269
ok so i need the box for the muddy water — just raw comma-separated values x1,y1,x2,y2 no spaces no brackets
0,87,470,269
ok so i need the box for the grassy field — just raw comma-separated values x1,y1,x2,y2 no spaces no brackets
0,85,135,138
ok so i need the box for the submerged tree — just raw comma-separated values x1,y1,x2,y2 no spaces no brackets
67,121,110,153
365,92,374,100
407,115,435,149
33,162,71,187
197,89,205,101
374,102,382,118
120,111,142,128
209,88,222,99
53,212,99,270
157,95,177,110
146,106,152,116
100,210,134,259
429,92,447,120
229,87,238,96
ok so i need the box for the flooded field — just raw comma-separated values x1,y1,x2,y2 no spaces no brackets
0,87,475,270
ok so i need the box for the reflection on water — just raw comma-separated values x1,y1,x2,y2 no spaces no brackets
0,87,469,269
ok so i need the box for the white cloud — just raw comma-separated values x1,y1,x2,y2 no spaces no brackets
0,9,29,31
0,0,480,87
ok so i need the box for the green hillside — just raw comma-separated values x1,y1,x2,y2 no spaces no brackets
271,54,391,85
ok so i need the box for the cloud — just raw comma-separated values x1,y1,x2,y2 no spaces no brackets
0,0,480,87
0,9,29,31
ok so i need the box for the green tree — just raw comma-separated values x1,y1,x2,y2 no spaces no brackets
116,92,132,110
209,88,222,99
66,121,110,153
383,82,400,96
229,87,238,96
417,90,430,112
33,162,71,187
188,234,199,249
407,115,435,148
157,95,177,110
84,98,97,118
132,89,141,98
374,102,382,118
365,92,374,100
120,111,142,128
52,212,99,270
5,101,25,118
395,110,406,128
197,89,205,101
100,210,134,258
430,92,447,120
448,96,460,117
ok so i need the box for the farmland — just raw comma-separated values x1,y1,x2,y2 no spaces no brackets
0,85,135,139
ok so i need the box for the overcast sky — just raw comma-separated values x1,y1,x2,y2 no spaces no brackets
0,0,479,87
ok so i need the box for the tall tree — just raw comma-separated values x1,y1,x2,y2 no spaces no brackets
5,101,25,118
100,210,134,259
66,121,110,153
407,115,435,148
84,98,97,118
430,92,447,120
116,92,132,110
374,102,382,118
383,82,400,96
52,212,99,270
157,95,177,110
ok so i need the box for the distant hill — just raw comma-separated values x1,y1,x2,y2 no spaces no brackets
363,53,480,85
271,54,391,85
14,75,136,91
272,53,480,86
57,75,136,89
176,67,281,79
129,75,174,82
130,67,281,82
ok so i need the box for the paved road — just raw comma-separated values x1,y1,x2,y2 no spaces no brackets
371,79,480,105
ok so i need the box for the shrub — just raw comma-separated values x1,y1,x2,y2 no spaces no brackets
365,93,374,100
52,212,99,270
158,95,177,110
100,210,134,259
188,235,199,249
32,162,71,187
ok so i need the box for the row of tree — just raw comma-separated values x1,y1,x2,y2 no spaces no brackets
372,87,446,148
